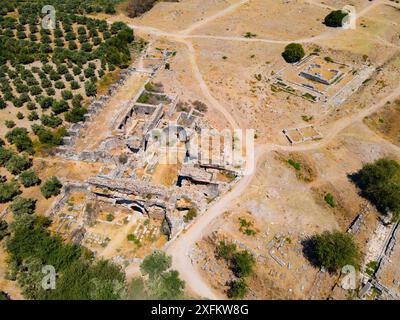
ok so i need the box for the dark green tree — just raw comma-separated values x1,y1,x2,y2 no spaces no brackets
140,250,171,279
10,196,36,216
282,43,305,63
312,230,360,272
227,279,248,299
19,170,41,187
355,158,400,219
40,176,62,198
324,10,348,28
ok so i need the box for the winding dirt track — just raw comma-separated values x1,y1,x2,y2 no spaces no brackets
117,0,400,299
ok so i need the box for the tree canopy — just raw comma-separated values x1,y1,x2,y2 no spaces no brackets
282,43,305,63
311,230,360,272
140,250,172,280
354,158,400,220
324,10,348,28
40,176,62,198
137,251,185,300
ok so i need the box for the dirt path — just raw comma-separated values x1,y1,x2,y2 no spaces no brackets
184,41,240,129
178,0,250,35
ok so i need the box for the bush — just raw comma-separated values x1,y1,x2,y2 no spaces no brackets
6,154,32,175
84,81,97,97
55,81,65,89
41,114,62,128
151,270,185,300
10,196,36,216
70,81,80,90
324,193,336,208
0,181,21,203
0,147,14,166
0,98,6,109
51,100,69,114
38,96,54,109
34,126,64,146
19,170,41,187
61,90,73,100
227,279,248,299
40,176,62,198
28,111,39,121
65,107,87,123
183,208,197,223
5,127,33,153
5,120,15,128
324,10,348,28
231,251,255,278
311,231,359,272
217,240,237,260
282,43,305,63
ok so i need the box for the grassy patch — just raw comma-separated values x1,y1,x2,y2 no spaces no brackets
324,193,336,208
288,159,301,171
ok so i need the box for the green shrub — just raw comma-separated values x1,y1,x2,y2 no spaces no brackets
6,154,32,175
0,147,14,166
183,208,197,223
216,240,237,260
5,120,15,128
0,181,21,203
324,10,348,28
51,100,69,114
40,176,62,198
84,81,97,97
19,170,41,187
231,251,255,278
41,114,62,128
10,196,36,216
324,193,336,208
312,231,360,272
288,159,301,170
227,279,248,299
64,107,87,123
282,43,305,63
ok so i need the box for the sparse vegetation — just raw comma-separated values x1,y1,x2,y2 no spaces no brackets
324,193,336,208
288,159,301,171
216,241,255,299
238,217,256,236
243,32,257,38
183,208,197,223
